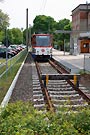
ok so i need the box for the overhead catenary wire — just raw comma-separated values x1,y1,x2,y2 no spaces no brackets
40,0,47,15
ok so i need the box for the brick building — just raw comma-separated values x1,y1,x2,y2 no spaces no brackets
71,3,90,53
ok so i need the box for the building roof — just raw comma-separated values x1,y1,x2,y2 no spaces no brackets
72,4,90,14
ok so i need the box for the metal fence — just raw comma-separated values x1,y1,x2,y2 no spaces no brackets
83,54,90,72
0,49,27,80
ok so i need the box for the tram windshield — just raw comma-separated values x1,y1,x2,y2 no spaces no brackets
36,36,50,46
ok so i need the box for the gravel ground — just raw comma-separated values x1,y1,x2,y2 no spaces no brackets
10,53,33,103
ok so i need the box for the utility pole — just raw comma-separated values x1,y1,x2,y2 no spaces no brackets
5,27,8,79
29,24,31,47
64,39,65,55
86,1,88,31
26,8,28,52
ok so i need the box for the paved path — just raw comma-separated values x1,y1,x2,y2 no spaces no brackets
52,49,90,73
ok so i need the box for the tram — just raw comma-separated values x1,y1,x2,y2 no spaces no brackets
31,33,53,60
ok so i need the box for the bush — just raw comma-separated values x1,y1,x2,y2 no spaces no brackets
0,101,90,135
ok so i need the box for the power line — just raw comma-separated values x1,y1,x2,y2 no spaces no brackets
40,0,47,14
43,0,47,13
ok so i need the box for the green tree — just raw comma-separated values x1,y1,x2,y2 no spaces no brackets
33,15,56,34
0,9,9,30
0,30,4,42
55,18,71,51
0,10,9,43
10,28,23,44
7,29,14,44
1,28,23,45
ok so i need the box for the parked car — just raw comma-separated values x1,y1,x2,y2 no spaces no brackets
10,45,23,53
19,44,26,49
8,46,18,55
0,46,14,58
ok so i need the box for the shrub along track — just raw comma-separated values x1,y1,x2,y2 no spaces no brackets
10,53,90,112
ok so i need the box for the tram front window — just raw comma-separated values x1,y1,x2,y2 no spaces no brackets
36,36,50,46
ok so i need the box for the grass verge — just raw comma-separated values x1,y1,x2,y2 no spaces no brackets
0,51,27,104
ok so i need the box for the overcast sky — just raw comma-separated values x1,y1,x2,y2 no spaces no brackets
0,0,87,29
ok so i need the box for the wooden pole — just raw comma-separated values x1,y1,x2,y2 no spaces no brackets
26,8,28,52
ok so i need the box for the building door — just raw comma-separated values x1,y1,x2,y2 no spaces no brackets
81,40,89,53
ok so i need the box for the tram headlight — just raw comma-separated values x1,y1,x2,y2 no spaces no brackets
37,51,39,55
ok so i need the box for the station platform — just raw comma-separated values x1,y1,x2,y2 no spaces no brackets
52,49,90,74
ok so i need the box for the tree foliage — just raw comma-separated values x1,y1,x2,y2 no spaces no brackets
32,16,71,51
0,9,9,30
33,15,57,34
0,10,9,43
9,28,23,44
54,18,71,50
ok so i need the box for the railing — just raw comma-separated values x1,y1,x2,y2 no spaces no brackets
0,48,27,104
0,49,27,80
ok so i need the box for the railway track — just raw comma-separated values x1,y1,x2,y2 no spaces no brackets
9,53,90,112
32,58,90,112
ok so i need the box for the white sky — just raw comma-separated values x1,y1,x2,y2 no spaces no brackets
0,0,88,29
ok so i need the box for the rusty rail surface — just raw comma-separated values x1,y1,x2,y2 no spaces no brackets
50,58,71,74
35,62,54,112
67,80,90,104
49,59,90,104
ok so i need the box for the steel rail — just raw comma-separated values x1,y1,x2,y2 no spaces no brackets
49,59,90,104
35,61,54,112
49,59,70,74
67,80,90,104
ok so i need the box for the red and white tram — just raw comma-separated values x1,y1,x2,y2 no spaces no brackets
31,34,53,60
